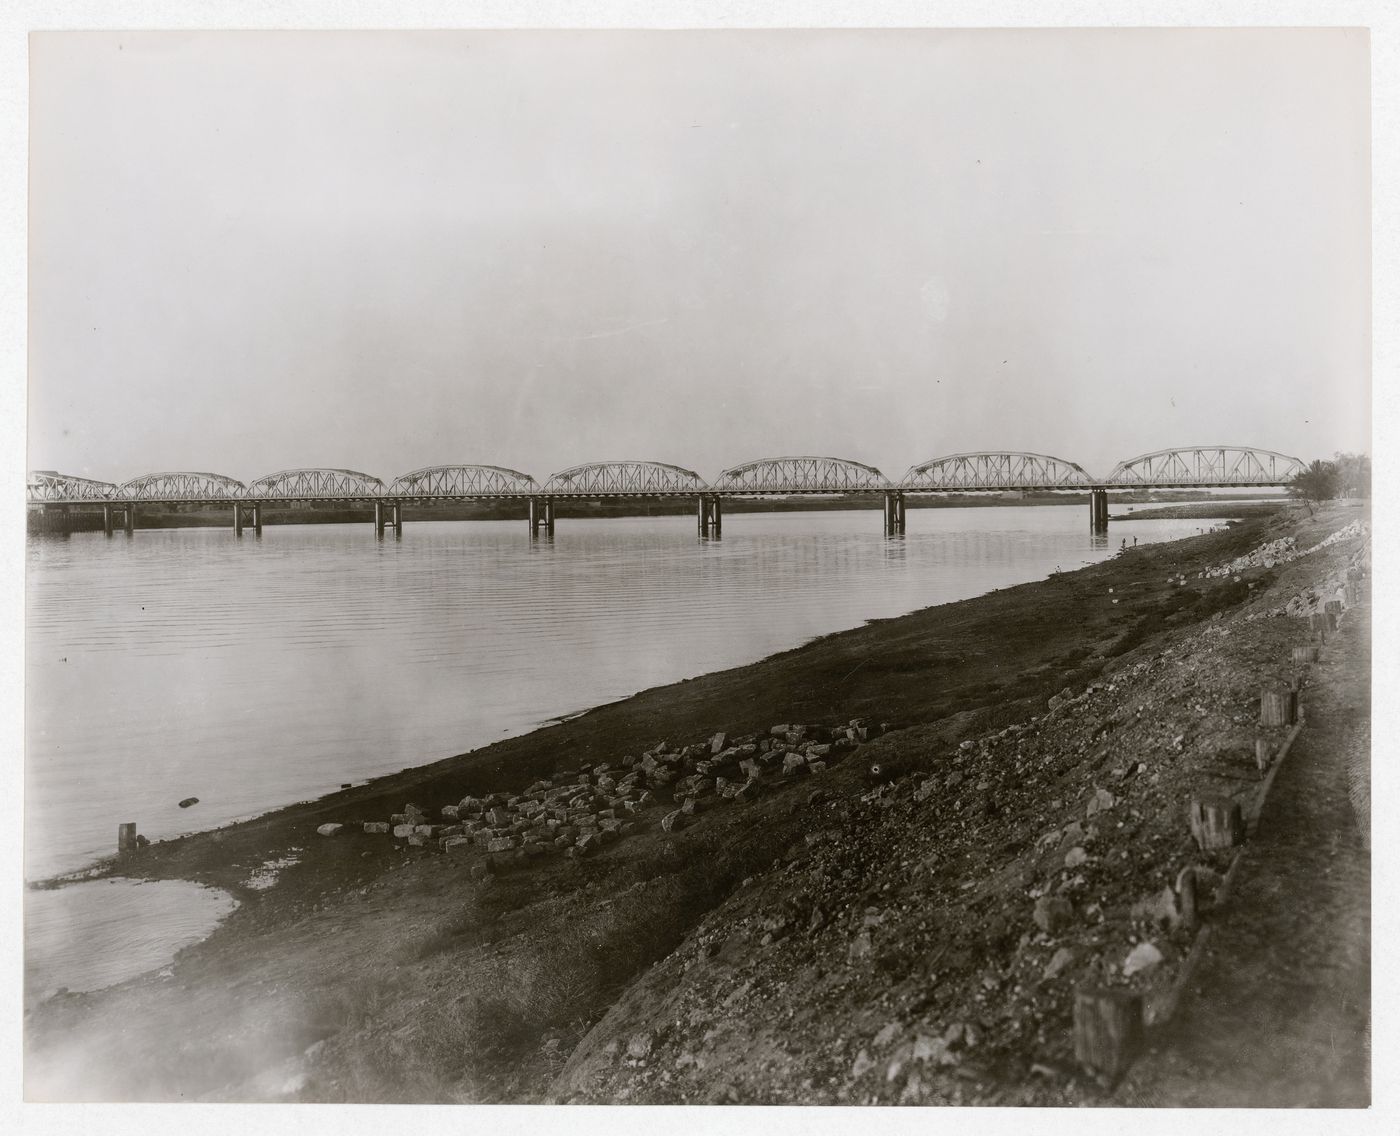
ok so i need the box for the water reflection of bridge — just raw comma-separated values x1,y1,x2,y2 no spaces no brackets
27,446,1304,540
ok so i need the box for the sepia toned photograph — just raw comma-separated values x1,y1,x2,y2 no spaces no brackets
13,3,1386,1121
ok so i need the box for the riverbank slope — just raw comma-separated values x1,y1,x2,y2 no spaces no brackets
24,502,1369,1104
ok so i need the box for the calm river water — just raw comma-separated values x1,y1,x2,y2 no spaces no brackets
26,505,1222,881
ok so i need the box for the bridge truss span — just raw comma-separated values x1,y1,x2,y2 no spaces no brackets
115,471,249,501
26,471,119,503
542,461,708,497
1106,446,1305,488
387,465,540,498
899,451,1094,492
714,456,891,494
246,468,387,500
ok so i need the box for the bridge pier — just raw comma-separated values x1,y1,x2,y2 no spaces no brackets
1090,489,1109,533
697,494,722,538
375,500,403,539
883,491,906,536
529,496,555,538
233,502,263,536
104,503,134,535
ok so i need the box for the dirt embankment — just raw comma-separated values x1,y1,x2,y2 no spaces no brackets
24,504,1370,1104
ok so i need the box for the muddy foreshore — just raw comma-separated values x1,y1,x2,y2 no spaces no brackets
24,503,1370,1104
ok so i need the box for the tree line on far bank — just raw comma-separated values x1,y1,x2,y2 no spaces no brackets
1289,452,1371,512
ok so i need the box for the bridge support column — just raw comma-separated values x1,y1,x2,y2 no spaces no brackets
121,504,135,535
234,502,263,536
883,492,906,536
529,496,555,538
1090,489,1109,533
103,504,114,536
697,495,722,538
375,501,403,539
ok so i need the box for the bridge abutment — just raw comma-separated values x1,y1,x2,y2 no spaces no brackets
883,491,906,536
697,495,722,538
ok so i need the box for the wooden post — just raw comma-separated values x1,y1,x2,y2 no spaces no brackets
117,822,137,857
1292,645,1319,665
1189,796,1246,851
1309,612,1337,634
1176,866,1198,931
1254,737,1271,774
1074,986,1143,1081
1259,684,1297,727
1344,583,1359,606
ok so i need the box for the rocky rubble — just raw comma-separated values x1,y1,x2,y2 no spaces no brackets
313,719,896,868
1200,519,1368,582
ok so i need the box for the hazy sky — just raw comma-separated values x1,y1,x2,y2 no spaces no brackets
28,28,1370,487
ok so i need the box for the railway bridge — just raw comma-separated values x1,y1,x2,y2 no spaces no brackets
27,446,1305,540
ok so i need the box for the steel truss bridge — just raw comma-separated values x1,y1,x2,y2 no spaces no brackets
28,446,1305,539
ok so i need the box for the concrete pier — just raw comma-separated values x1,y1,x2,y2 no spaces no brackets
1090,489,1109,533
883,491,906,536
104,503,135,535
233,502,263,536
375,500,403,539
529,496,555,538
697,494,722,538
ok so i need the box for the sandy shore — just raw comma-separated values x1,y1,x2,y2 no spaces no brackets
24,501,1370,1104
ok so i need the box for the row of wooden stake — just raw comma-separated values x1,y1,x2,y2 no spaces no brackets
1072,601,1343,1085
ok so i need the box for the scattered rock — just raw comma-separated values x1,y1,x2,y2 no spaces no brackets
1032,895,1074,934
316,824,343,837
1063,845,1088,868
1131,886,1181,931
873,1021,902,1047
1123,940,1165,977
1042,946,1078,980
